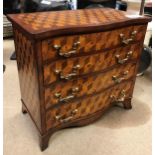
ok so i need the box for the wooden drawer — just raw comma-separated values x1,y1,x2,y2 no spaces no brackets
46,80,134,130
42,25,146,61
45,62,136,109
43,43,140,85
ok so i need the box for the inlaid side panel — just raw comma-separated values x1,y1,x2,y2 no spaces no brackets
46,81,134,130
44,43,140,85
13,28,41,131
42,25,147,61
45,62,136,109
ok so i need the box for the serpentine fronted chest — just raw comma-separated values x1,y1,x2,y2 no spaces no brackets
7,8,150,151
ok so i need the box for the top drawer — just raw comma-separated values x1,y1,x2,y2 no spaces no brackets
42,25,147,61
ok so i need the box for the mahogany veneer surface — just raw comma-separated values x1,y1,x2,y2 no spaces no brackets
7,8,150,151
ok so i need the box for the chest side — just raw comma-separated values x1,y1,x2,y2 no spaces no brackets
13,28,41,132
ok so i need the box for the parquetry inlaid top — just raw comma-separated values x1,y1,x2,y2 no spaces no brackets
7,8,150,39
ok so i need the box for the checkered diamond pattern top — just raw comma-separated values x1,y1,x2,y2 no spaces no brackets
12,8,126,30
7,8,149,39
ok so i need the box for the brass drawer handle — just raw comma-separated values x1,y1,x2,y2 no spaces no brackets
55,87,79,103
55,109,78,123
115,51,133,64
53,41,80,57
110,90,126,102
120,31,137,45
112,71,129,84
55,65,80,80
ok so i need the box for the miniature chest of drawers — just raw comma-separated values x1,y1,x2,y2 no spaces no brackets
7,8,150,151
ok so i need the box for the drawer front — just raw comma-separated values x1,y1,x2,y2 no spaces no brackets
44,43,140,85
42,25,146,61
46,80,134,130
45,62,136,109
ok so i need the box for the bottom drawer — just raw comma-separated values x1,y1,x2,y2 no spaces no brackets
46,80,134,130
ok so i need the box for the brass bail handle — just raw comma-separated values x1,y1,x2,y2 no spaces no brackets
53,41,80,57
115,51,133,64
55,64,80,80
120,31,137,45
110,90,126,102
112,70,129,84
55,87,79,103
55,109,78,123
